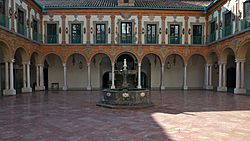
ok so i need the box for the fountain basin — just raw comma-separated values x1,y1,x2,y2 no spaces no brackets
96,89,153,109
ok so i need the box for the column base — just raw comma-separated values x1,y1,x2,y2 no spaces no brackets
22,87,32,93
35,86,45,91
62,86,68,91
205,85,213,90
217,86,227,92
183,86,188,90
3,89,16,96
161,86,165,90
87,86,92,91
234,88,246,94
137,85,142,89
111,85,116,89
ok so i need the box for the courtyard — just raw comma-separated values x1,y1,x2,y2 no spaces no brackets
0,90,250,141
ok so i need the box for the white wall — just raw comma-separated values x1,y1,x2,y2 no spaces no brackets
47,55,63,89
187,55,205,89
164,55,184,89
66,55,87,89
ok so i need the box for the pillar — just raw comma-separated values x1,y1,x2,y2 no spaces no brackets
61,15,66,44
222,64,226,87
35,65,40,90
3,60,16,95
111,63,115,89
23,63,27,88
161,63,165,90
184,16,189,44
11,0,15,31
234,60,247,94
62,64,67,90
138,15,142,44
183,63,188,90
235,61,240,89
137,63,142,89
39,65,45,90
27,62,31,89
218,9,221,39
161,16,165,44
208,64,213,89
5,62,9,90
204,64,209,89
22,62,32,93
87,63,91,90
217,63,227,92
86,15,91,44
111,15,115,45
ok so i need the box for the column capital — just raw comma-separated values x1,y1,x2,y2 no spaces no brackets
161,63,165,67
63,63,67,67
87,63,91,66
138,63,141,67
235,59,246,63
37,64,44,67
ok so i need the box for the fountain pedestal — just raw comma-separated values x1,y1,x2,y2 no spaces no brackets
96,89,153,109
97,59,153,109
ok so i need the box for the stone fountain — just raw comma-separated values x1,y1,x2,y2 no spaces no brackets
97,59,153,109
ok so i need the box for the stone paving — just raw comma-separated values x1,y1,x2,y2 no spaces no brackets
0,90,250,141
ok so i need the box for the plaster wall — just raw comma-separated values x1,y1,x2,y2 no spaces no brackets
187,55,205,89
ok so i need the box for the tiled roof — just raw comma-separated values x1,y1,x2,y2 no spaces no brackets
36,0,213,9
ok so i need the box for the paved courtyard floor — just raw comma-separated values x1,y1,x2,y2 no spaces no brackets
0,90,250,141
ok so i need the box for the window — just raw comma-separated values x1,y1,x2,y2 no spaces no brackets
146,24,157,44
243,1,250,29
192,25,203,44
244,0,250,18
96,24,106,44
17,9,25,35
170,24,180,44
32,20,39,41
210,21,216,42
224,12,232,37
0,0,5,26
120,22,132,44
70,23,82,44
46,23,57,44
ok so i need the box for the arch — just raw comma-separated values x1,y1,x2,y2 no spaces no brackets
141,53,162,65
164,54,185,89
14,47,29,63
207,51,219,64
66,53,87,65
0,40,11,59
220,47,235,63
237,40,250,60
90,53,112,90
165,54,185,66
115,52,138,63
65,52,87,65
89,52,112,64
42,53,63,65
187,53,207,64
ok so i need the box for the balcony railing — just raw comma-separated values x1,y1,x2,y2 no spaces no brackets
146,36,158,44
0,13,9,28
94,34,107,44
191,35,205,45
119,34,133,44
69,34,82,44
17,23,27,36
241,18,250,31
222,25,232,38
45,35,58,44
169,35,182,44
